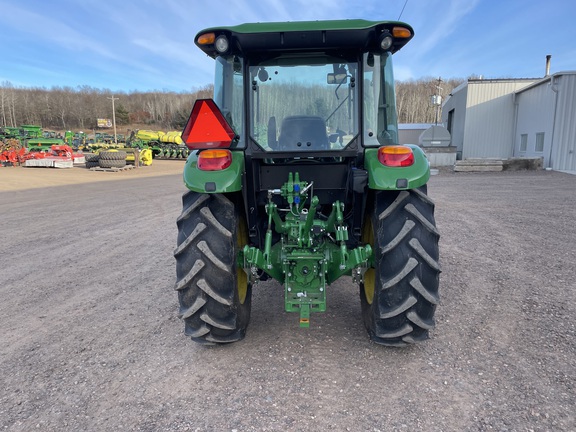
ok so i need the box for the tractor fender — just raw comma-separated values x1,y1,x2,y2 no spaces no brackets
364,145,430,190
183,150,244,193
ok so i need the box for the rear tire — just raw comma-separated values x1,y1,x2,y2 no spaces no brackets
360,187,440,346
174,192,251,345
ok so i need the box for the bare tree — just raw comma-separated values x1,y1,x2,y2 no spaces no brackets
395,77,464,124
0,81,9,126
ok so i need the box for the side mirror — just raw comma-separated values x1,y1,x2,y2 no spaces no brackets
327,73,348,84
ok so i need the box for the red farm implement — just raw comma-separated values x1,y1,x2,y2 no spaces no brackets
0,139,26,167
22,144,86,168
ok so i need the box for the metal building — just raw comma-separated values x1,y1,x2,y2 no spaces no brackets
441,71,576,172
442,78,537,160
513,71,576,171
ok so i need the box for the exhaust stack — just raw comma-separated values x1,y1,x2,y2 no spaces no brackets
545,55,551,76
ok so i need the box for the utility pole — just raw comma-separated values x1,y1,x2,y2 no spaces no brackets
431,77,443,125
107,95,119,145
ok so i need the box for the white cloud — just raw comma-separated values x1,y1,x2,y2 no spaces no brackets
403,0,480,56
2,0,574,91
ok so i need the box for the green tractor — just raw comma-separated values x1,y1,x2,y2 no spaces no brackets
175,19,440,346
63,130,88,149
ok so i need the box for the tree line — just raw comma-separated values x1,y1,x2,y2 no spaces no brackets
0,77,463,131
396,77,464,124
0,82,214,132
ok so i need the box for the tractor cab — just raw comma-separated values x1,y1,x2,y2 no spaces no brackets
192,20,411,155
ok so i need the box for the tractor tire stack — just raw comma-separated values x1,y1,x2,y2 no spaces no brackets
98,150,127,169
85,153,100,168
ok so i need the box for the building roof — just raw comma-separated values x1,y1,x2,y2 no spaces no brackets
446,77,540,100
468,77,540,84
514,70,576,94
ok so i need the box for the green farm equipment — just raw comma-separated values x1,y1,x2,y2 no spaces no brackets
43,130,61,139
174,19,440,346
27,138,67,152
20,125,43,139
1,125,43,145
0,127,21,144
126,129,189,159
64,130,87,149
1,124,64,152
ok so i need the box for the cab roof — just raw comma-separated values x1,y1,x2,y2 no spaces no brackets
195,19,414,58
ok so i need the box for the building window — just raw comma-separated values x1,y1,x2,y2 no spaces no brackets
535,132,545,152
520,134,527,152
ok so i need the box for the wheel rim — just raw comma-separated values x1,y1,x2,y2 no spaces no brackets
237,218,249,304
362,215,375,305
364,268,375,305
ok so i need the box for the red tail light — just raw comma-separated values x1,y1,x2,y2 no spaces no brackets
377,145,415,167
182,99,236,149
197,149,232,171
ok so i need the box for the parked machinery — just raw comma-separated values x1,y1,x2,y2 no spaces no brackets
126,129,189,159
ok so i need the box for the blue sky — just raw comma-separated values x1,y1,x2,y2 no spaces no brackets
1,0,575,92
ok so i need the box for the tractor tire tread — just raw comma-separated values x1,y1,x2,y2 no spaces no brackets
99,150,127,160
361,186,440,346
85,154,100,162
175,191,251,344
98,159,126,168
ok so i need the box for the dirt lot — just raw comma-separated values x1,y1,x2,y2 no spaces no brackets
1,163,575,431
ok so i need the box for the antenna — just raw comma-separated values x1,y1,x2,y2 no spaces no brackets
398,0,409,20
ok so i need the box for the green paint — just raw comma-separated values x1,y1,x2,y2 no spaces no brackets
364,145,430,190
241,172,372,326
201,19,412,35
183,151,244,193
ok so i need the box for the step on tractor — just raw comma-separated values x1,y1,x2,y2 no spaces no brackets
175,19,440,346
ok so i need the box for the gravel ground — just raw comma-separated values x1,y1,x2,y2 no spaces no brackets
0,164,574,431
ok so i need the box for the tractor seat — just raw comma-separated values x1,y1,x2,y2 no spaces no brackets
277,116,329,151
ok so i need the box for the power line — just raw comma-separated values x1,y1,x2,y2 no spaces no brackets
398,0,409,20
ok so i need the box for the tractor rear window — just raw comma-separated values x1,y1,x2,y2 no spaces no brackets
249,59,359,152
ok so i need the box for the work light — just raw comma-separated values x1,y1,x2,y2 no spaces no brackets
215,35,229,53
379,34,393,51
